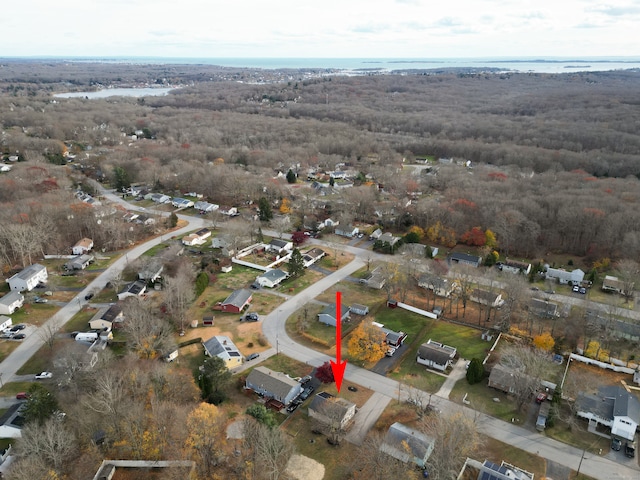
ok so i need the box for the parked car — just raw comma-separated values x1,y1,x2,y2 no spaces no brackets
12,333,26,340
579,287,587,294
34,297,48,303
300,375,312,384
244,313,259,322
535,392,548,404
9,324,26,332
84,293,94,301
625,441,636,458
0,332,13,339
16,392,29,400
246,353,260,361
35,371,53,380
286,401,301,413
611,437,622,451
572,285,580,293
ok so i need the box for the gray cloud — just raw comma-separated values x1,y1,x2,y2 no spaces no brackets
595,4,640,16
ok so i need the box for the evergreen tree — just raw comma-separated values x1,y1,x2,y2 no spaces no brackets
288,248,305,277
286,169,297,184
168,212,178,228
258,197,273,221
465,358,484,385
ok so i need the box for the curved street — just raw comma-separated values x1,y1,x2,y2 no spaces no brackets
0,190,637,479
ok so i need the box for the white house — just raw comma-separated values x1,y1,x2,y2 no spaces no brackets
545,267,585,285
255,269,288,288
182,228,212,246
418,274,456,298
416,339,456,372
194,201,219,213
500,259,532,275
268,238,293,255
470,289,504,308
576,385,640,442
219,206,238,216
7,264,48,292
0,291,24,315
203,335,243,369
171,197,194,208
72,237,94,255
335,225,359,238
117,281,147,301
301,248,326,267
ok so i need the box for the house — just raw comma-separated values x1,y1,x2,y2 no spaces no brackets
318,218,338,230
117,281,147,300
245,366,304,406
545,267,585,285
369,228,382,240
0,403,26,439
301,248,325,267
487,364,518,394
7,264,48,292
470,289,504,308
255,269,288,288
211,236,230,249
194,201,219,213
457,458,534,480
318,303,350,327
372,321,408,348
171,197,194,208
349,303,369,316
149,193,171,204
500,259,532,275
72,237,94,255
576,385,640,441
335,225,359,238
360,266,386,290
0,291,24,315
418,274,456,297
182,228,212,246
378,232,400,247
0,315,12,331
122,211,139,223
89,304,124,330
602,275,633,295
379,422,435,468
529,298,559,318
137,260,164,283
135,215,156,226
308,392,357,429
219,206,238,216
203,335,243,369
218,289,252,313
268,238,293,255
64,254,94,271
416,339,456,372
447,252,482,268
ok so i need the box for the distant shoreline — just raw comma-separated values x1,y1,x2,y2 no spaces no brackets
1,56,640,74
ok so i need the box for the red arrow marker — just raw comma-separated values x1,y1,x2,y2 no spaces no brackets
330,291,347,392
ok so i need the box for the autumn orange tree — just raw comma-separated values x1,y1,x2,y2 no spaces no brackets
185,403,227,479
347,322,388,363
533,332,555,352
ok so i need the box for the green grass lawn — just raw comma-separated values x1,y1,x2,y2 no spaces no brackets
11,303,59,327
423,321,490,360
17,343,53,375
0,381,34,398
61,307,96,333
449,379,521,422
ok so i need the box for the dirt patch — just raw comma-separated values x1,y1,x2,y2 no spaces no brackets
285,454,325,480
565,359,633,398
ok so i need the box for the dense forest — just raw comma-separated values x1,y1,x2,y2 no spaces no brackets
1,62,640,263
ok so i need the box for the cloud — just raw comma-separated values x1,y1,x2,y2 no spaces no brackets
596,4,640,16
434,17,464,27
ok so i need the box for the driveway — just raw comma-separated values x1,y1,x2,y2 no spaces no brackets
344,391,392,445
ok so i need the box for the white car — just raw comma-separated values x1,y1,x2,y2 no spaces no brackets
35,371,53,380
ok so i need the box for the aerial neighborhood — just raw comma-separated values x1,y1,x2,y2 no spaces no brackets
0,62,638,480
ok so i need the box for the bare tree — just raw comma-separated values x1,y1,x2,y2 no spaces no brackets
242,418,295,480
163,260,196,333
122,297,175,359
614,259,639,303
351,431,420,480
16,417,78,473
422,410,480,480
37,318,60,351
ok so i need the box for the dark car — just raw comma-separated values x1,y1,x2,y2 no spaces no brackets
12,333,26,340
16,392,29,400
244,313,259,322
299,386,314,401
84,293,94,301
286,401,301,413
579,287,587,294
611,437,622,451
625,442,636,458
9,324,26,332
246,353,260,361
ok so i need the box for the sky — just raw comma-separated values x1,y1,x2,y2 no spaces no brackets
3,0,640,58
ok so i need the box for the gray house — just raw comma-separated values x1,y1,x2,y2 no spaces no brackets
416,340,456,372
245,366,303,406
0,291,24,315
576,385,640,441
530,298,559,318
447,252,482,268
349,303,369,316
65,254,94,271
318,303,350,327
379,422,435,468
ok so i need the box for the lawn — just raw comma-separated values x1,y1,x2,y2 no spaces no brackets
61,307,96,333
0,381,34,398
480,435,547,479
423,321,490,360
449,379,521,422
10,303,59,328
17,343,54,375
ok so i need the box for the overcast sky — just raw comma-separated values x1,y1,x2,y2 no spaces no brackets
3,0,640,58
